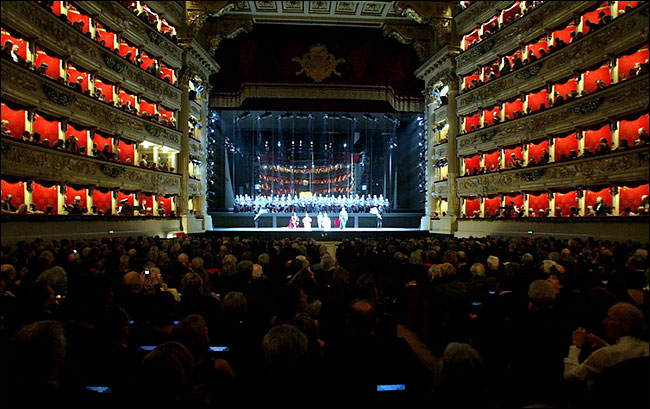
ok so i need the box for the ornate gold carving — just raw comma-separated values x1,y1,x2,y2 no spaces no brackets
99,164,127,178
42,84,77,106
383,22,435,63
292,44,345,83
102,54,126,73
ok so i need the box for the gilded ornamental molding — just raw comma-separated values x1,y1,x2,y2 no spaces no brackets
146,1,187,30
1,137,182,196
432,143,448,160
457,75,650,155
1,61,182,149
456,3,650,115
415,45,461,87
456,148,650,196
455,1,596,76
433,180,449,197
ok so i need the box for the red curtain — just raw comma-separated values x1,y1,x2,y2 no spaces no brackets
117,192,134,207
67,6,90,33
95,79,114,101
483,60,500,78
554,132,579,159
1,28,28,61
583,64,611,93
33,113,59,145
158,107,174,122
501,2,522,23
1,180,24,206
482,16,498,33
65,187,87,209
504,194,524,216
159,196,173,215
553,77,578,99
1,103,26,138
48,1,64,16
619,184,649,212
463,72,480,90
555,191,578,216
483,105,501,125
584,124,612,152
464,113,481,131
465,198,480,216
619,114,649,146
140,194,154,214
33,182,59,214
160,66,174,84
528,193,550,214
118,90,136,107
503,98,523,120
504,146,522,167
93,189,112,213
484,150,500,170
96,22,115,49
585,187,612,211
581,2,611,35
66,65,90,92
140,99,156,116
528,140,549,163
118,139,135,164
485,196,500,216
552,22,576,45
526,37,548,59
92,132,113,154
618,1,639,12
463,29,479,48
527,89,549,111
464,156,481,174
618,46,649,79
119,40,137,63
66,124,88,153
140,51,155,71
35,48,62,80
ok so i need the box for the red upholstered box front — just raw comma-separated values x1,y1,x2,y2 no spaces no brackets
555,191,578,216
465,198,480,216
32,182,59,214
1,180,24,207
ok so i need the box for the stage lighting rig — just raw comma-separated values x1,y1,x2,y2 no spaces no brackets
295,112,310,119
257,111,272,120
363,113,377,122
236,111,251,121
383,114,400,126
279,112,293,119
341,113,355,121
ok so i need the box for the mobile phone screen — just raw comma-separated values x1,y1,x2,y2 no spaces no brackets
377,384,406,391
86,386,112,394
138,345,156,351
208,346,229,352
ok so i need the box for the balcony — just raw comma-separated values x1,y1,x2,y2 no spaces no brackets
1,1,182,110
431,142,448,160
1,137,182,196
455,1,595,76
454,1,512,36
456,2,650,115
456,146,649,196
457,74,649,155
433,180,449,197
1,60,182,149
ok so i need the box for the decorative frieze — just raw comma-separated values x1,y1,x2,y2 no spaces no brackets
1,61,182,149
415,45,461,87
457,75,649,155
456,3,649,115
1,137,182,196
456,148,649,196
433,180,449,197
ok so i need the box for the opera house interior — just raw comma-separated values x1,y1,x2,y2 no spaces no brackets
0,1,648,408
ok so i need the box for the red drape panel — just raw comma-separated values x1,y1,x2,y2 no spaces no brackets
618,46,649,79
554,133,579,159
160,67,174,84
159,107,174,122
96,23,115,49
501,2,522,23
582,2,611,35
140,52,155,70
619,114,649,146
483,106,501,125
119,41,137,63
93,190,112,213
553,78,578,99
1,103,26,138
465,198,480,216
65,187,87,209
33,114,59,145
94,79,114,102
118,91,136,107
35,48,62,80
619,184,649,212
140,194,153,214
618,1,639,12
555,191,578,216
117,192,134,207
66,126,88,152
159,196,172,215
483,60,500,78
464,156,481,173
585,187,612,211
526,37,548,60
504,194,524,217
93,132,113,153
528,140,549,162
463,72,480,90
484,150,500,170
118,140,135,164
463,29,479,48
464,113,481,131
584,125,612,152
503,98,523,119
482,16,498,32
528,193,550,214
527,89,549,111
33,182,59,214
1,29,29,61
485,196,500,215
504,147,522,167
140,99,156,116
66,65,90,92
553,22,576,45
1,180,24,206
67,7,90,33
583,64,611,93
49,1,64,16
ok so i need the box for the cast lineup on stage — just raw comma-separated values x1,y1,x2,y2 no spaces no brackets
235,193,390,214
249,194,385,229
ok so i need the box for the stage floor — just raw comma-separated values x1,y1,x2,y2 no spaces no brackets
206,226,430,239
211,227,419,232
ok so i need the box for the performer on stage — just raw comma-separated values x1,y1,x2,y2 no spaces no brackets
317,211,324,228
322,212,331,230
288,212,300,229
302,213,312,230
339,206,348,229
370,205,383,228
254,207,268,228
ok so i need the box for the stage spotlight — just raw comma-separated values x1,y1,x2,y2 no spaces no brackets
279,112,293,119
236,111,251,121
295,112,309,119
257,111,272,120
341,113,355,121
363,113,377,122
